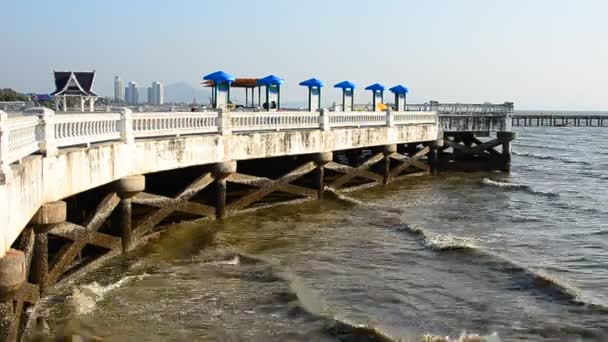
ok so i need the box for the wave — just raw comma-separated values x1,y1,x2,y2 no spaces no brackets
209,247,500,341
69,273,149,315
481,178,559,198
399,224,478,251
513,151,591,166
513,143,573,152
325,190,608,312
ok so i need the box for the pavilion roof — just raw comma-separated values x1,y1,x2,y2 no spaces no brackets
51,71,98,97
203,78,260,88
334,81,356,90
389,85,410,94
365,83,386,92
299,78,324,88
257,75,284,86
203,70,235,84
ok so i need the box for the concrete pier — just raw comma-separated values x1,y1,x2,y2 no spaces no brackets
0,102,515,341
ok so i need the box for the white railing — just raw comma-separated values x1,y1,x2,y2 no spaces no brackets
405,102,513,115
330,113,387,128
53,113,122,148
394,112,437,125
231,112,320,132
0,108,442,178
132,112,219,138
0,115,39,166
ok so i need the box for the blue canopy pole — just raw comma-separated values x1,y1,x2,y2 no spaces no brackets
257,75,284,111
389,85,410,111
299,78,325,112
365,83,386,111
203,71,235,109
334,81,356,112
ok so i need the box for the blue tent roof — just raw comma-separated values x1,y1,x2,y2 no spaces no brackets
333,81,356,90
365,83,385,92
257,75,284,86
389,85,410,94
203,70,235,84
299,78,324,88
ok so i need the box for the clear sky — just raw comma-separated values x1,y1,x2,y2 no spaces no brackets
3,0,607,110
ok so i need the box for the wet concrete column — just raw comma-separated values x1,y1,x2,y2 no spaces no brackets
0,249,26,342
428,139,444,175
211,161,237,219
381,145,397,184
312,152,333,199
497,131,516,172
30,201,67,295
114,175,146,253
0,301,15,342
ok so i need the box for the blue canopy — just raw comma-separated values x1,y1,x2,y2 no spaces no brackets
365,83,385,92
203,70,235,84
334,81,356,90
257,75,284,86
389,85,410,94
299,78,324,88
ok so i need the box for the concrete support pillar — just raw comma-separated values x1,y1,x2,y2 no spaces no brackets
312,152,333,199
428,139,444,175
0,249,23,341
381,144,397,184
30,201,66,296
211,161,237,219
0,249,26,301
32,233,48,294
119,198,133,253
497,131,516,172
114,175,146,253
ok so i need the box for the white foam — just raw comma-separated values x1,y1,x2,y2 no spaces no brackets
404,224,477,251
481,178,558,198
208,255,240,266
69,273,148,315
482,178,525,189
422,331,501,342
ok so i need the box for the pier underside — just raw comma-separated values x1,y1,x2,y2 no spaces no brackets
438,131,515,172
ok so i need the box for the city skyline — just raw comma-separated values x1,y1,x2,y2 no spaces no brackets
119,78,164,105
2,0,608,110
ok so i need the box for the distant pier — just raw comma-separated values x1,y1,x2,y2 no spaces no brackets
512,114,608,127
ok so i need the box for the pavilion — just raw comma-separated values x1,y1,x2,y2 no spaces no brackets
202,77,263,108
51,71,98,112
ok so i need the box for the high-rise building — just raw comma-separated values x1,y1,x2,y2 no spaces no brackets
147,87,154,105
147,81,164,105
113,76,124,102
125,82,139,105
154,82,164,105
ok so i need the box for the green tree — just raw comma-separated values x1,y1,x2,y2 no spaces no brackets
0,88,28,101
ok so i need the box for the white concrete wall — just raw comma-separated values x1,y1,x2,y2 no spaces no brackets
0,123,438,257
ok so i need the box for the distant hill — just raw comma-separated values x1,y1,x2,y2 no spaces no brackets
164,82,209,104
